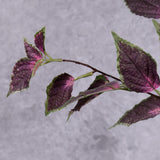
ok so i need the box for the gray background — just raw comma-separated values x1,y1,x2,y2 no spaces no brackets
1,0,160,159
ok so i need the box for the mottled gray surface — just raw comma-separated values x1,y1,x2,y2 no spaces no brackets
1,0,160,159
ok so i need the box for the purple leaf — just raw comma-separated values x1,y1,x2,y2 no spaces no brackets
7,58,36,96
7,30,44,97
112,32,160,93
124,0,160,19
34,27,45,53
113,95,160,127
45,73,74,115
61,81,119,119
68,75,109,118
153,19,160,38
24,39,42,60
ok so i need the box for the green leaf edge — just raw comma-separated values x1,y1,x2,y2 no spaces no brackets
112,31,158,92
92,74,109,84
24,38,43,58
152,19,160,40
123,0,153,19
7,38,43,97
45,80,119,116
45,73,71,116
34,27,46,53
7,58,34,97
111,96,153,128
67,75,109,121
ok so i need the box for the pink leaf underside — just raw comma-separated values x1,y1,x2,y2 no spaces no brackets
63,81,119,117
112,32,160,92
34,27,45,53
7,58,36,96
70,75,109,114
125,0,160,18
114,95,160,126
24,40,42,60
46,73,74,114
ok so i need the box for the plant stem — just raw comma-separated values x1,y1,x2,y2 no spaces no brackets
43,57,159,98
44,51,53,59
42,58,63,65
43,57,121,82
147,92,160,98
74,71,94,81
62,59,121,82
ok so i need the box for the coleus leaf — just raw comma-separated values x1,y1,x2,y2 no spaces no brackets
24,39,43,60
113,95,160,127
112,32,160,93
124,0,160,19
7,58,42,96
51,81,119,117
153,19,160,39
7,40,43,96
66,81,119,105
45,73,75,115
67,75,109,119
34,27,45,53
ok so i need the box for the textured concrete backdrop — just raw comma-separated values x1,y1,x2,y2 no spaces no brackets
1,0,160,159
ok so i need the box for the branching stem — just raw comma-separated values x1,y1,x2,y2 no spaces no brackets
43,57,121,82
63,59,121,81
43,56,160,98
74,71,94,81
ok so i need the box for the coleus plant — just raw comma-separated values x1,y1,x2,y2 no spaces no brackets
7,19,160,127
124,0,160,19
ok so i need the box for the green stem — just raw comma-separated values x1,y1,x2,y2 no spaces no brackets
42,55,159,98
62,59,121,82
42,58,63,65
74,71,94,81
42,57,121,82
44,51,53,59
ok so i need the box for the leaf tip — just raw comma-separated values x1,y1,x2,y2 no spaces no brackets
6,90,11,97
41,26,45,32
108,122,119,129
40,26,45,32
45,111,49,116
111,31,116,37
45,106,51,116
111,31,120,43
23,38,27,42
35,27,45,36
66,110,74,122
109,121,130,129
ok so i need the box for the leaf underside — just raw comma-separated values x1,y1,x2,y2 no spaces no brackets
62,81,119,120
68,75,109,118
112,32,160,93
45,73,74,115
124,0,160,19
113,95,160,127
